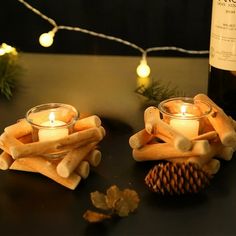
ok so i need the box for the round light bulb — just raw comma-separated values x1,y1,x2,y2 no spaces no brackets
136,59,151,78
39,32,54,47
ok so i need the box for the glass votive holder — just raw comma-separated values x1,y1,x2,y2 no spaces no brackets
26,103,79,157
158,97,212,139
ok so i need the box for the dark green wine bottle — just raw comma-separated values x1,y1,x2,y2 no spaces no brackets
208,0,236,118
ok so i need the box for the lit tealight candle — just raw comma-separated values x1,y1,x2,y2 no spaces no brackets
38,112,69,142
169,105,199,139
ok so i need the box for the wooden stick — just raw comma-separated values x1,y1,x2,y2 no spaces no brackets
74,115,101,131
187,142,234,167
10,127,104,159
0,133,32,155
202,159,221,175
4,119,32,138
155,132,172,143
0,132,24,154
10,159,37,173
129,129,153,149
192,131,218,141
154,118,192,152
0,132,24,146
56,143,96,178
144,106,192,152
99,126,106,137
85,149,102,167
216,146,234,161
75,161,90,179
194,94,236,147
18,134,33,144
200,116,215,133
208,142,234,161
211,112,236,147
144,106,160,134
194,93,221,111
10,156,81,190
132,140,210,162
0,152,14,170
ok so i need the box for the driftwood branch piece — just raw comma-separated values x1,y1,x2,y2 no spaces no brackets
129,129,153,149
10,127,104,159
194,94,236,147
56,142,96,178
132,140,210,162
74,115,101,131
4,119,32,138
0,152,14,170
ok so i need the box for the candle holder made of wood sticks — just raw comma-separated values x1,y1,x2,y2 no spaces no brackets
0,114,105,190
26,103,79,158
129,93,236,195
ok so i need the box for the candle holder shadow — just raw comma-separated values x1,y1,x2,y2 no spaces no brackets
129,94,236,195
0,114,106,190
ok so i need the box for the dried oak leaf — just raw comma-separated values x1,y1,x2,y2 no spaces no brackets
90,191,109,210
105,185,122,209
83,210,111,223
88,185,140,221
115,198,130,217
122,188,140,212
115,188,140,217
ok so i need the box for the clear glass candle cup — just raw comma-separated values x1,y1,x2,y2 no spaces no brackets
158,97,212,139
26,103,79,157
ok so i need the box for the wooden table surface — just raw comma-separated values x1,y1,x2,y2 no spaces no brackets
0,118,236,236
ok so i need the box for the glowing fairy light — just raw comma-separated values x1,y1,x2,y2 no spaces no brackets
39,32,54,47
17,0,209,77
136,58,151,78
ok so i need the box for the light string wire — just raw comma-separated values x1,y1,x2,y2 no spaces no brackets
17,0,209,77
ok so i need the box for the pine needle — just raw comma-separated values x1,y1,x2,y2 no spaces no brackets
135,79,184,108
0,52,23,100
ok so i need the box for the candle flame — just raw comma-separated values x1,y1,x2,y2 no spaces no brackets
49,112,55,124
181,105,187,115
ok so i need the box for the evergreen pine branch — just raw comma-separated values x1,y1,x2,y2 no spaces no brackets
135,79,184,108
0,52,23,100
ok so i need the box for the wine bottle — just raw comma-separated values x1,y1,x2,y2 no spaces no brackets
208,0,236,118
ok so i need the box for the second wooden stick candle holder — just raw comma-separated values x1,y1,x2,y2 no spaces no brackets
129,93,236,194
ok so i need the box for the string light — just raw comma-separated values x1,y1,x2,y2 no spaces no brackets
136,54,151,78
17,0,209,78
38,27,57,47
39,32,54,47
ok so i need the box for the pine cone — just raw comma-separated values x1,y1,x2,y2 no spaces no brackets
145,162,212,195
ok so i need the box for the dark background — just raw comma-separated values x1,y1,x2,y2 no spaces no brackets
0,0,212,56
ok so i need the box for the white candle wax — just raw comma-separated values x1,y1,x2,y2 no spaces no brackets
169,105,199,139
38,112,69,142
170,118,199,139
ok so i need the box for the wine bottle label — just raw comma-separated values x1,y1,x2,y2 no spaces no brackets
209,0,236,70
